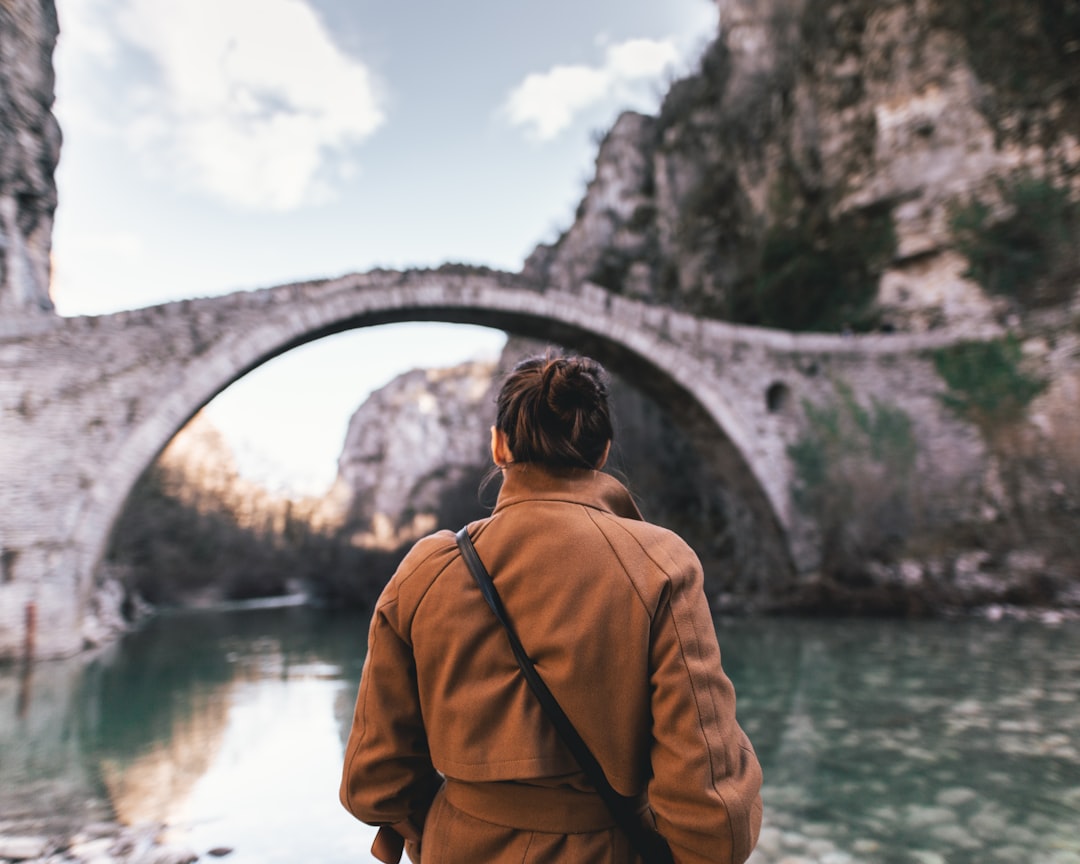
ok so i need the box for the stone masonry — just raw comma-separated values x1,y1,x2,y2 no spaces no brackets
0,265,1001,658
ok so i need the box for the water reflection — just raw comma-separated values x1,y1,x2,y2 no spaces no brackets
0,649,111,833
1,606,375,860
84,606,376,862
162,676,372,863
3,608,1079,863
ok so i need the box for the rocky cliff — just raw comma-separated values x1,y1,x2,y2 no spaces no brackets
328,360,498,548
522,0,1080,614
0,0,59,315
526,0,1080,334
324,341,760,607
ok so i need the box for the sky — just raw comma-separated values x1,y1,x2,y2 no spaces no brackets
49,0,719,495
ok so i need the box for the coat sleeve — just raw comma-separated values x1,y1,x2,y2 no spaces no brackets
646,550,763,864
339,586,442,862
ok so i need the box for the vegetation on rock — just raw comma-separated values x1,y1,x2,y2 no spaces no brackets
949,175,1080,309
788,384,919,602
748,200,896,332
108,465,310,607
936,0,1080,138
931,336,1047,427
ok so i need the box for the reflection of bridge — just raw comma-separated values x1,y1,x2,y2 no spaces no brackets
0,266,988,657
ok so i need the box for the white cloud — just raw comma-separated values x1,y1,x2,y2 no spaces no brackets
48,229,145,314
504,66,611,141
58,0,385,211
504,37,681,141
605,38,681,79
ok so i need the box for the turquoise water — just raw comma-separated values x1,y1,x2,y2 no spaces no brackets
725,617,1080,863
3,606,1079,863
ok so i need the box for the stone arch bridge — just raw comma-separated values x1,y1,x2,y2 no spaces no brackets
0,266,989,658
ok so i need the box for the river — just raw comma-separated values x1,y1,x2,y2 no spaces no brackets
2,605,1078,864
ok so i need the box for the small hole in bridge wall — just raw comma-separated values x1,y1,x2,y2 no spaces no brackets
1,549,18,584
766,382,791,415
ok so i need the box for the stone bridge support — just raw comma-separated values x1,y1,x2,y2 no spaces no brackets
0,267,993,658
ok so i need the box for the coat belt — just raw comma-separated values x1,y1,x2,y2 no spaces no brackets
444,779,642,834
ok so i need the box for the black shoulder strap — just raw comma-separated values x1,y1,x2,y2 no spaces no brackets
455,527,674,864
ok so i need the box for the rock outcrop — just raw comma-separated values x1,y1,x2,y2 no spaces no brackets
521,0,1080,613
325,341,762,607
526,0,1080,333
0,0,60,316
328,360,498,547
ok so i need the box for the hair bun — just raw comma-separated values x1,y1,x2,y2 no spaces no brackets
543,358,605,414
495,351,613,469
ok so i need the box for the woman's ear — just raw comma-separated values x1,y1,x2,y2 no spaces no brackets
595,439,612,470
490,426,513,466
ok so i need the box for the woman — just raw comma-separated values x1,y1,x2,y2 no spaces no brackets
340,353,763,864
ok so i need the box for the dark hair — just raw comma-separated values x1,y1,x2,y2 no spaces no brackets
495,352,613,470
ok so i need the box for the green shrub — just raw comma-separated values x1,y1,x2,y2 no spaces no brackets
749,204,895,332
948,175,1078,307
936,0,1080,126
788,384,918,578
586,248,632,293
931,337,1047,426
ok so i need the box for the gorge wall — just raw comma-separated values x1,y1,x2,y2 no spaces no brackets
526,0,1080,334
521,0,1080,613
105,412,334,615
0,0,59,316
328,360,498,548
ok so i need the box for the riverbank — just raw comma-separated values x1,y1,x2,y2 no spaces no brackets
0,822,204,864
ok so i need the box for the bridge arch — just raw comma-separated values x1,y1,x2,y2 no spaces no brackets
72,270,795,603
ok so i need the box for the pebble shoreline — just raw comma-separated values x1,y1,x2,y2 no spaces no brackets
0,823,203,864
7,798,1080,864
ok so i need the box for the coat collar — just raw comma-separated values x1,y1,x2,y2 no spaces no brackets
492,463,644,521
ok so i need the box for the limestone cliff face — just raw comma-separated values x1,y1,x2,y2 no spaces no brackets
331,360,497,547
520,0,1080,611
526,0,1080,332
0,0,60,316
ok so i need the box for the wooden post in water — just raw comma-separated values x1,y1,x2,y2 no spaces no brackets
17,600,36,717
23,600,36,660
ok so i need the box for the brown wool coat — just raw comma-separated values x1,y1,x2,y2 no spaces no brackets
340,465,763,864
